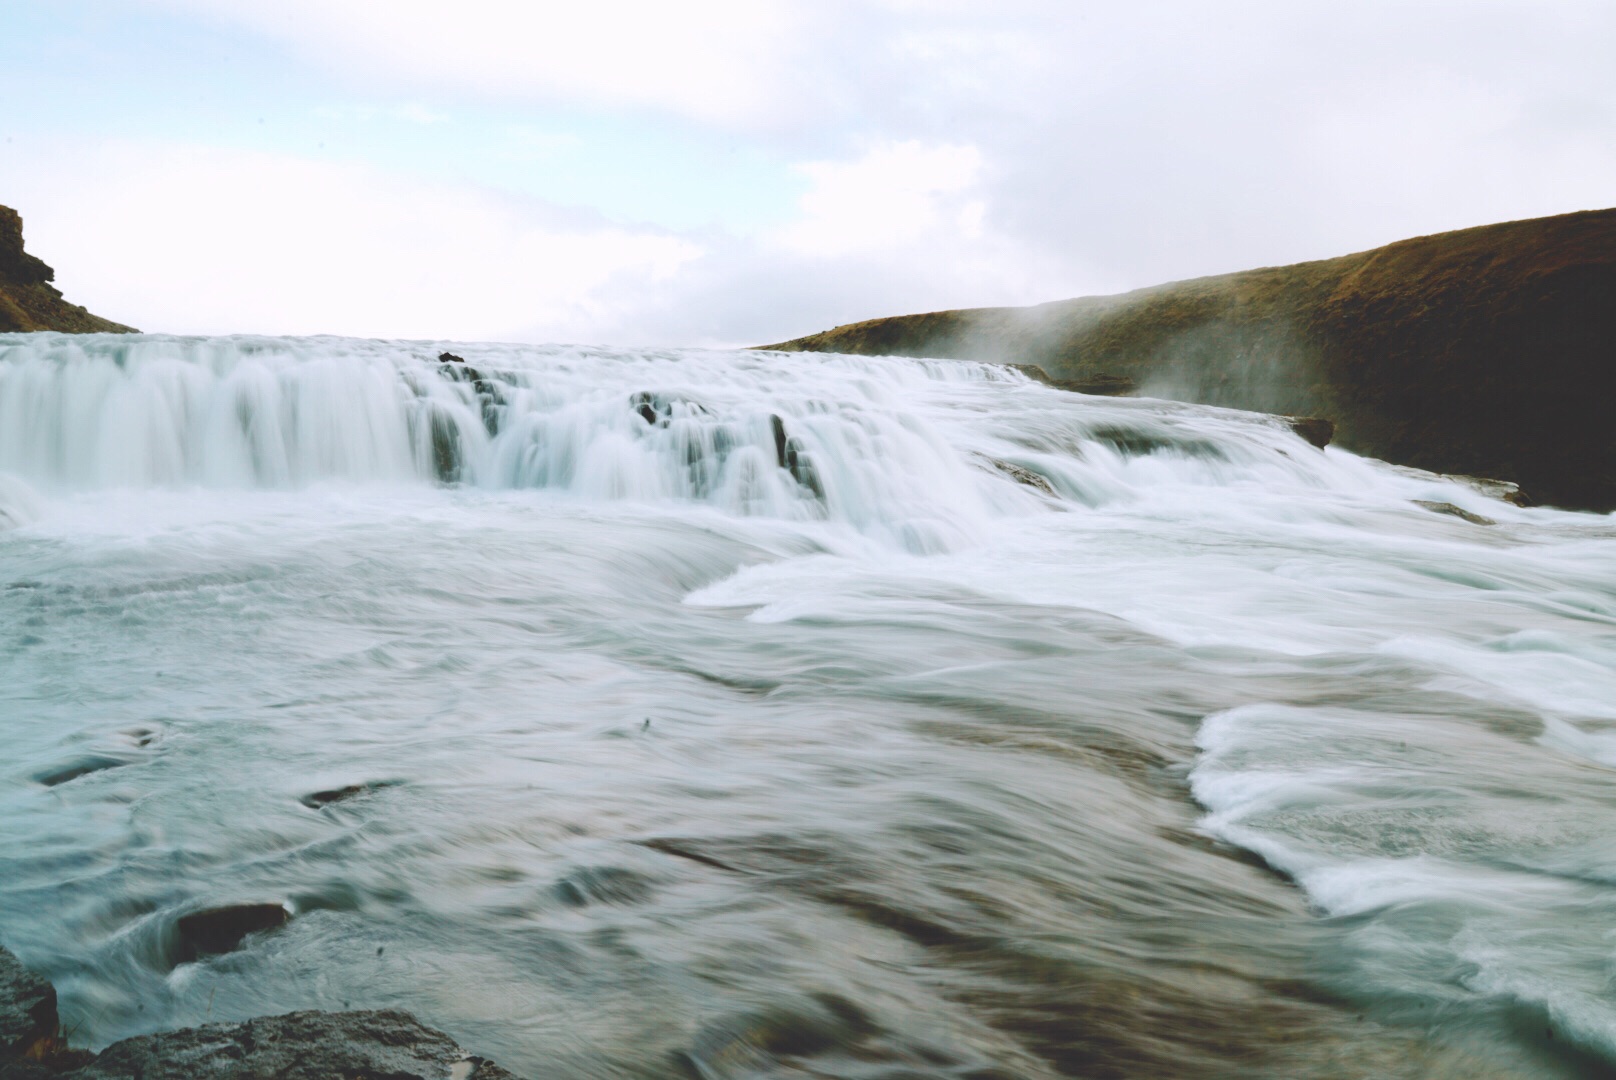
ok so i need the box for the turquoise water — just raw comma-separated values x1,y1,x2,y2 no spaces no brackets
2,334,1615,1078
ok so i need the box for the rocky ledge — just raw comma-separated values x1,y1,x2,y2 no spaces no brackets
760,208,1616,512
0,947,518,1080
0,206,136,334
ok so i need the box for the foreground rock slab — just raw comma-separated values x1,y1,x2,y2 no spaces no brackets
0,951,55,1058
0,948,521,1080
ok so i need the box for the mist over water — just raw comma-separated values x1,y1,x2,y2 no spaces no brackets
2,333,1614,1078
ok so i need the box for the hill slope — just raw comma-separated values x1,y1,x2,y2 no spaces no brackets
761,209,1616,511
0,205,137,334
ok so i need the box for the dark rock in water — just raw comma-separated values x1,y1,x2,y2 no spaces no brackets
0,948,56,1058
1448,474,1532,507
174,904,289,963
770,414,788,468
52,1011,519,1080
1286,417,1335,449
1089,424,1225,460
1413,500,1496,526
438,351,466,364
1012,365,1136,396
429,408,462,483
300,784,368,809
982,457,1056,496
0,948,521,1079
782,436,824,499
631,392,708,429
32,755,128,787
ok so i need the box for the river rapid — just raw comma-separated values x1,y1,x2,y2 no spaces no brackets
1,334,1614,1079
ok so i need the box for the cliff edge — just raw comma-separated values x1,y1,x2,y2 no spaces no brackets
760,209,1616,511
0,206,136,334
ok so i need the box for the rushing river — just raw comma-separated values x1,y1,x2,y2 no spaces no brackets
1,334,1614,1079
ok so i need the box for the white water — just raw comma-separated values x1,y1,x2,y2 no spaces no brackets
2,333,1614,1078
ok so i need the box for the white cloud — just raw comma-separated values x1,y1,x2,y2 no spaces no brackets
157,0,804,126
0,139,701,340
774,141,984,257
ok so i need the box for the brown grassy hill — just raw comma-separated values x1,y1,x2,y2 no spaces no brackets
0,205,137,334
761,209,1616,511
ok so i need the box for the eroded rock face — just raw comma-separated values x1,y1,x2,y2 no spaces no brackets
0,206,137,334
0,948,523,1079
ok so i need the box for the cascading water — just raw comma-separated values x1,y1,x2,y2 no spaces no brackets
2,332,1614,1079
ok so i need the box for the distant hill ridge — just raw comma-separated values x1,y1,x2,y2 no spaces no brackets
0,205,136,334
761,209,1616,512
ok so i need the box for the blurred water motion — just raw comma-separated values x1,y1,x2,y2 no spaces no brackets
2,334,1614,1077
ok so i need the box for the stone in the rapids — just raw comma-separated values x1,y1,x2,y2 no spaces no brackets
1286,417,1335,449
173,904,290,964
1413,500,1496,525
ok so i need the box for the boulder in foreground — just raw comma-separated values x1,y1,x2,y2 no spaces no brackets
0,946,520,1080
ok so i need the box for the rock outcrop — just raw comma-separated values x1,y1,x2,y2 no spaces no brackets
759,209,1616,511
0,207,136,334
0,947,518,1080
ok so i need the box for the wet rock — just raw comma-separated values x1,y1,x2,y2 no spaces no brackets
300,785,364,808
429,408,462,483
982,457,1056,496
632,392,707,429
1413,500,1496,526
1013,365,1136,396
65,1010,520,1080
438,351,466,364
32,755,128,787
770,414,788,466
782,437,824,499
1286,416,1335,449
1089,425,1225,460
1448,474,1531,507
0,949,521,1079
174,904,289,964
0,949,56,1058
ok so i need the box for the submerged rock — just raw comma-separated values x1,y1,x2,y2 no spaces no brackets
979,455,1057,496
1413,500,1496,526
31,755,128,788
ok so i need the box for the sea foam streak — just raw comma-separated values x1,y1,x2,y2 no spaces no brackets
1,332,1613,1079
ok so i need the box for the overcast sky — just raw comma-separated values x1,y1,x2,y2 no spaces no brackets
3,1,1613,344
